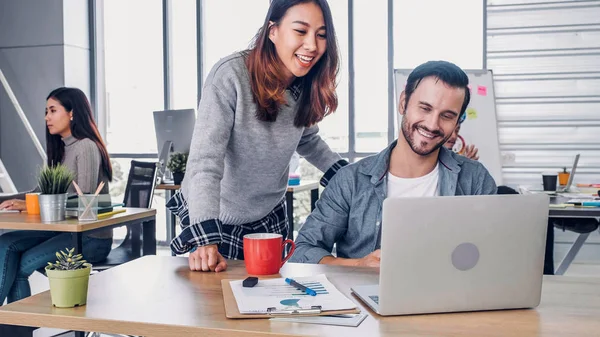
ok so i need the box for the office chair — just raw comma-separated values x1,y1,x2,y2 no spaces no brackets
92,160,158,271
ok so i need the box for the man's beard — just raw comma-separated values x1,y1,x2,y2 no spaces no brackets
400,117,450,156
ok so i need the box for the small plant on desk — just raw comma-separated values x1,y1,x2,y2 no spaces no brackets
37,164,75,222
45,248,92,308
47,248,88,271
167,152,188,185
37,164,75,194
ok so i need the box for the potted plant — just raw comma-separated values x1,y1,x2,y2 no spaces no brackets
37,164,75,222
167,152,188,185
45,248,92,308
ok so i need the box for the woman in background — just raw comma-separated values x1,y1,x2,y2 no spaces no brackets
0,87,113,305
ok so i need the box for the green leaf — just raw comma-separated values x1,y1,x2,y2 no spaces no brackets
37,164,74,194
50,249,88,270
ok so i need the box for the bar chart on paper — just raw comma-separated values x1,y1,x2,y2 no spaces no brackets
229,274,357,314
264,281,329,296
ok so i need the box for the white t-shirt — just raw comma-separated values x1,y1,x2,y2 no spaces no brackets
386,164,440,198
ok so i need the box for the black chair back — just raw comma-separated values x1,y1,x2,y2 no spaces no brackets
122,160,158,208
92,160,158,271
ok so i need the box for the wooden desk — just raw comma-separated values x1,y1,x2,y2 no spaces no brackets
1,255,599,337
0,208,157,255
549,195,600,218
156,181,321,243
156,184,180,191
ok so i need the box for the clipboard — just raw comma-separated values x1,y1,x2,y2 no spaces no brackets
221,279,361,319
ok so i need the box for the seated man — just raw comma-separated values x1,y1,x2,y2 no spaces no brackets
291,60,497,267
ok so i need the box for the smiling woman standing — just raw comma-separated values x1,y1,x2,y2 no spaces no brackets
167,0,347,272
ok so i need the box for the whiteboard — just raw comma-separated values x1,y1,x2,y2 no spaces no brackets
393,69,503,185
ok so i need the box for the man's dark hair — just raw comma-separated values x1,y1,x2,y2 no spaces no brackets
404,60,470,120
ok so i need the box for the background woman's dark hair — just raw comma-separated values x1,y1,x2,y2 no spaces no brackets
46,87,113,181
404,60,471,121
245,0,339,127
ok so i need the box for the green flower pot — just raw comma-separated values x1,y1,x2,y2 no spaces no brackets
45,263,92,308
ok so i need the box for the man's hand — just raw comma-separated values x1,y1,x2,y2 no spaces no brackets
319,249,381,267
188,244,227,272
0,199,26,211
355,249,381,267
464,144,479,161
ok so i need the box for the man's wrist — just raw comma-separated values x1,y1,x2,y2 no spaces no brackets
319,256,359,267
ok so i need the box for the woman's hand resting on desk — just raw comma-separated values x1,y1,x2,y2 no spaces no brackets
0,199,26,211
189,244,227,272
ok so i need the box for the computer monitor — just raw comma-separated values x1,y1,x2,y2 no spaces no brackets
153,109,196,181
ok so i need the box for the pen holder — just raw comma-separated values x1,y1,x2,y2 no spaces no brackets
78,195,98,221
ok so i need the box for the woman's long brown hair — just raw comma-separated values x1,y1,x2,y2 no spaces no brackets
245,0,339,127
46,87,113,181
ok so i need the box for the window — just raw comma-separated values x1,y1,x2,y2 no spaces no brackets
354,0,389,153
102,0,164,244
317,0,349,154
202,0,270,78
103,0,164,154
393,0,484,69
170,0,198,110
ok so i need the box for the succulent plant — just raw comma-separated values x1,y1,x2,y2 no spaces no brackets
37,163,75,194
46,248,88,271
167,152,188,174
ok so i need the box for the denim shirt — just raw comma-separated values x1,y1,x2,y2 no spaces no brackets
290,140,498,264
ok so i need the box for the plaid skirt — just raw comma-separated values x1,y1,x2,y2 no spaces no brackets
167,191,288,260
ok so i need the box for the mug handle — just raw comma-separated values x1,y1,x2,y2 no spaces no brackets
281,239,296,267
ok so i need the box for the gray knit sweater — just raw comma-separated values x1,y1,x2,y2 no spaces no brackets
1,136,109,197
62,136,111,238
181,52,342,226
62,136,109,195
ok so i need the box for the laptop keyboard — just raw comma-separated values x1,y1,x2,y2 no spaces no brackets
369,295,379,304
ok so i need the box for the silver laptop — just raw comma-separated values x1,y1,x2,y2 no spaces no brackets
559,153,580,193
530,154,580,195
351,194,549,316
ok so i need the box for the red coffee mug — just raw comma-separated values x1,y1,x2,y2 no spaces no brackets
243,233,295,275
